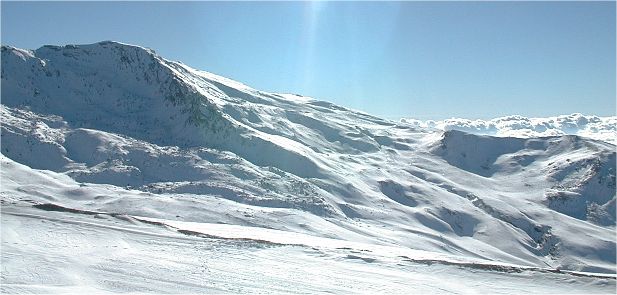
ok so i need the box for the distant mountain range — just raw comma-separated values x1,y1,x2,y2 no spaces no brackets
401,114,616,144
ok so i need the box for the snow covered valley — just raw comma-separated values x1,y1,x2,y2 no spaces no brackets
1,42,615,293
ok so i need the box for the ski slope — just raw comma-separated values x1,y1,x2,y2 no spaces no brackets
1,41,615,293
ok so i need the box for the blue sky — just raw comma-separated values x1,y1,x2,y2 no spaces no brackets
2,1,615,119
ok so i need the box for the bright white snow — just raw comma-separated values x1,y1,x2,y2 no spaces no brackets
1,41,615,294
401,114,616,144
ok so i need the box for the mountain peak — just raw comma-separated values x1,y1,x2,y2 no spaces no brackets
1,45,36,61
33,40,156,54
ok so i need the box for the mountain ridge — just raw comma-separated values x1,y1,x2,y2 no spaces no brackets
1,41,615,288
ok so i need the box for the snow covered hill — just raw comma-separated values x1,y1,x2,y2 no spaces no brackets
1,41,615,293
401,114,617,144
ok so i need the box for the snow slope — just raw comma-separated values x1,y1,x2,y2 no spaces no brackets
1,41,615,293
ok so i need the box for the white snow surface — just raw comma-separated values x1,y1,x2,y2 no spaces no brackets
401,114,616,144
1,41,616,294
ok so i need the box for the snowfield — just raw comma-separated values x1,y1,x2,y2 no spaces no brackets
1,41,615,294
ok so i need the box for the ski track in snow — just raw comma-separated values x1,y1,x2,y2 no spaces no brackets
1,41,615,293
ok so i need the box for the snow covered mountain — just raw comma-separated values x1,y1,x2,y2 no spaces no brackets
401,114,617,145
1,41,615,293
